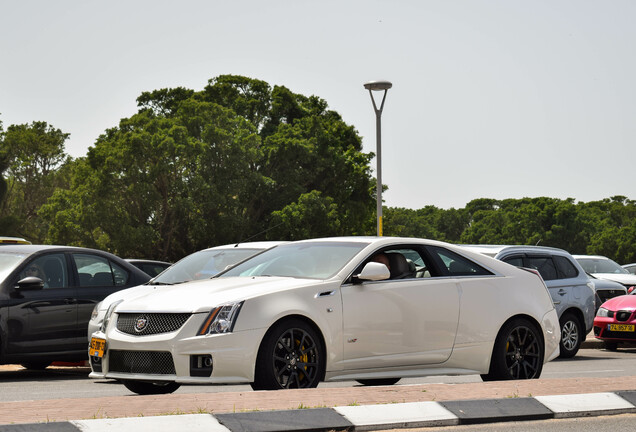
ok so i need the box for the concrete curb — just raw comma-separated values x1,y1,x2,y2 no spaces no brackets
2,391,635,431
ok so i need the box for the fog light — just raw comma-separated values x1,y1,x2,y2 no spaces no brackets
190,354,213,377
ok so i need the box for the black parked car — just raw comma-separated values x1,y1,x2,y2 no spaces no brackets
0,245,151,369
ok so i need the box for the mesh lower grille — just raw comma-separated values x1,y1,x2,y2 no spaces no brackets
601,330,636,340
109,350,176,375
116,313,191,336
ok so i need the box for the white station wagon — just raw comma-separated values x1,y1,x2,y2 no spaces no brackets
89,237,560,394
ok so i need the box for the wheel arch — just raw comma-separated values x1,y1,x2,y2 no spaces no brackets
255,314,328,382
482,313,546,380
489,313,545,363
560,307,584,330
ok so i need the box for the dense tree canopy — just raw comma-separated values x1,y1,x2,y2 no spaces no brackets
383,196,636,264
0,120,70,241
37,75,376,260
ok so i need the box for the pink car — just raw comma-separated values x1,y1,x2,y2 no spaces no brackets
593,292,636,350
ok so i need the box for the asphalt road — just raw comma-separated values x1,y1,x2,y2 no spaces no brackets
1,346,634,402
379,413,636,432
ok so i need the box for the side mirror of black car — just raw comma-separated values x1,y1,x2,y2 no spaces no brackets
15,276,45,291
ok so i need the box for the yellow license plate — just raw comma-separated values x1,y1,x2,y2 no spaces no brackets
609,324,635,332
89,337,106,358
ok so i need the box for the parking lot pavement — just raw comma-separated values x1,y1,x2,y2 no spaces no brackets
0,333,628,431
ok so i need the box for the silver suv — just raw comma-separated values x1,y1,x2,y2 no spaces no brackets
461,245,595,358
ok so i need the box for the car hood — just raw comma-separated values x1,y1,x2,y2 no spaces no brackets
600,294,636,311
591,273,636,286
115,276,323,314
100,285,163,310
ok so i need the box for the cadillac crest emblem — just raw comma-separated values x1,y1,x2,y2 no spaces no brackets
134,316,149,333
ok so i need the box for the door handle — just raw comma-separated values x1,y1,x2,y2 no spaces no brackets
557,289,567,296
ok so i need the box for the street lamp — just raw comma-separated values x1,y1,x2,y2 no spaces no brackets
364,80,392,236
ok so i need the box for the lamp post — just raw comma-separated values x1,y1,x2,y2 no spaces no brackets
364,80,392,236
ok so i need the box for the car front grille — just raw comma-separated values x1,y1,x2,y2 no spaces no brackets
116,313,191,336
597,289,627,303
109,350,176,375
616,311,634,322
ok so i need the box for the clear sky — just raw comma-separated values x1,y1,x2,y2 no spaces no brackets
1,1,634,210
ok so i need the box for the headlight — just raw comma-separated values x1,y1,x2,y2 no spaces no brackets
197,301,244,335
91,301,103,321
596,307,611,318
101,299,123,332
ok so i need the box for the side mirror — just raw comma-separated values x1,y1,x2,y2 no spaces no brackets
15,276,45,291
354,262,390,282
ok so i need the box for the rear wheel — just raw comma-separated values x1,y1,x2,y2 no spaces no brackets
356,378,400,386
558,312,582,358
122,380,181,395
251,319,324,390
481,317,544,381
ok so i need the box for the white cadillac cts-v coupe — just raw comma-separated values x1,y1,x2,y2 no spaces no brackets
89,237,560,395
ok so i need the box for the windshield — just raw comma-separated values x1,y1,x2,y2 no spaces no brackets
219,241,368,279
0,253,28,282
577,257,629,274
153,248,264,284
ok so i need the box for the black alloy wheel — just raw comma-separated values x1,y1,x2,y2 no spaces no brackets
252,319,324,390
482,318,544,381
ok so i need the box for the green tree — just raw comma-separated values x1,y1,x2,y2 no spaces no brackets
42,75,376,259
0,121,70,241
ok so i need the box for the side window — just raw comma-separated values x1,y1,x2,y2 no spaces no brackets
20,254,68,289
526,256,557,281
554,255,579,279
73,254,129,287
429,247,493,276
360,246,432,279
502,256,524,267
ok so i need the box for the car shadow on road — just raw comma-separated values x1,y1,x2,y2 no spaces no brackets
0,367,91,383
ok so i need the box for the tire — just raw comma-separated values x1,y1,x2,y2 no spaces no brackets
122,380,181,395
251,319,324,390
481,317,544,381
558,313,582,358
604,341,619,351
20,362,51,370
356,378,400,386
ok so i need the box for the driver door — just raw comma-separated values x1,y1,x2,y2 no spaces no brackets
341,246,460,370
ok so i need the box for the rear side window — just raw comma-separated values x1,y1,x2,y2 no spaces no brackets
525,256,558,281
429,247,493,276
554,255,579,279
73,254,129,287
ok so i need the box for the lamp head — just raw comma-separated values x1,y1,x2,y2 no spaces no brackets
364,80,393,91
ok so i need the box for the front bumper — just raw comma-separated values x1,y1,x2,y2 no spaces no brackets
90,313,268,384
593,316,636,342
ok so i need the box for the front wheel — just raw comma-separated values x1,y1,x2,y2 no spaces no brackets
20,362,51,370
604,341,618,351
251,319,324,390
122,380,181,395
559,313,582,358
481,317,544,381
